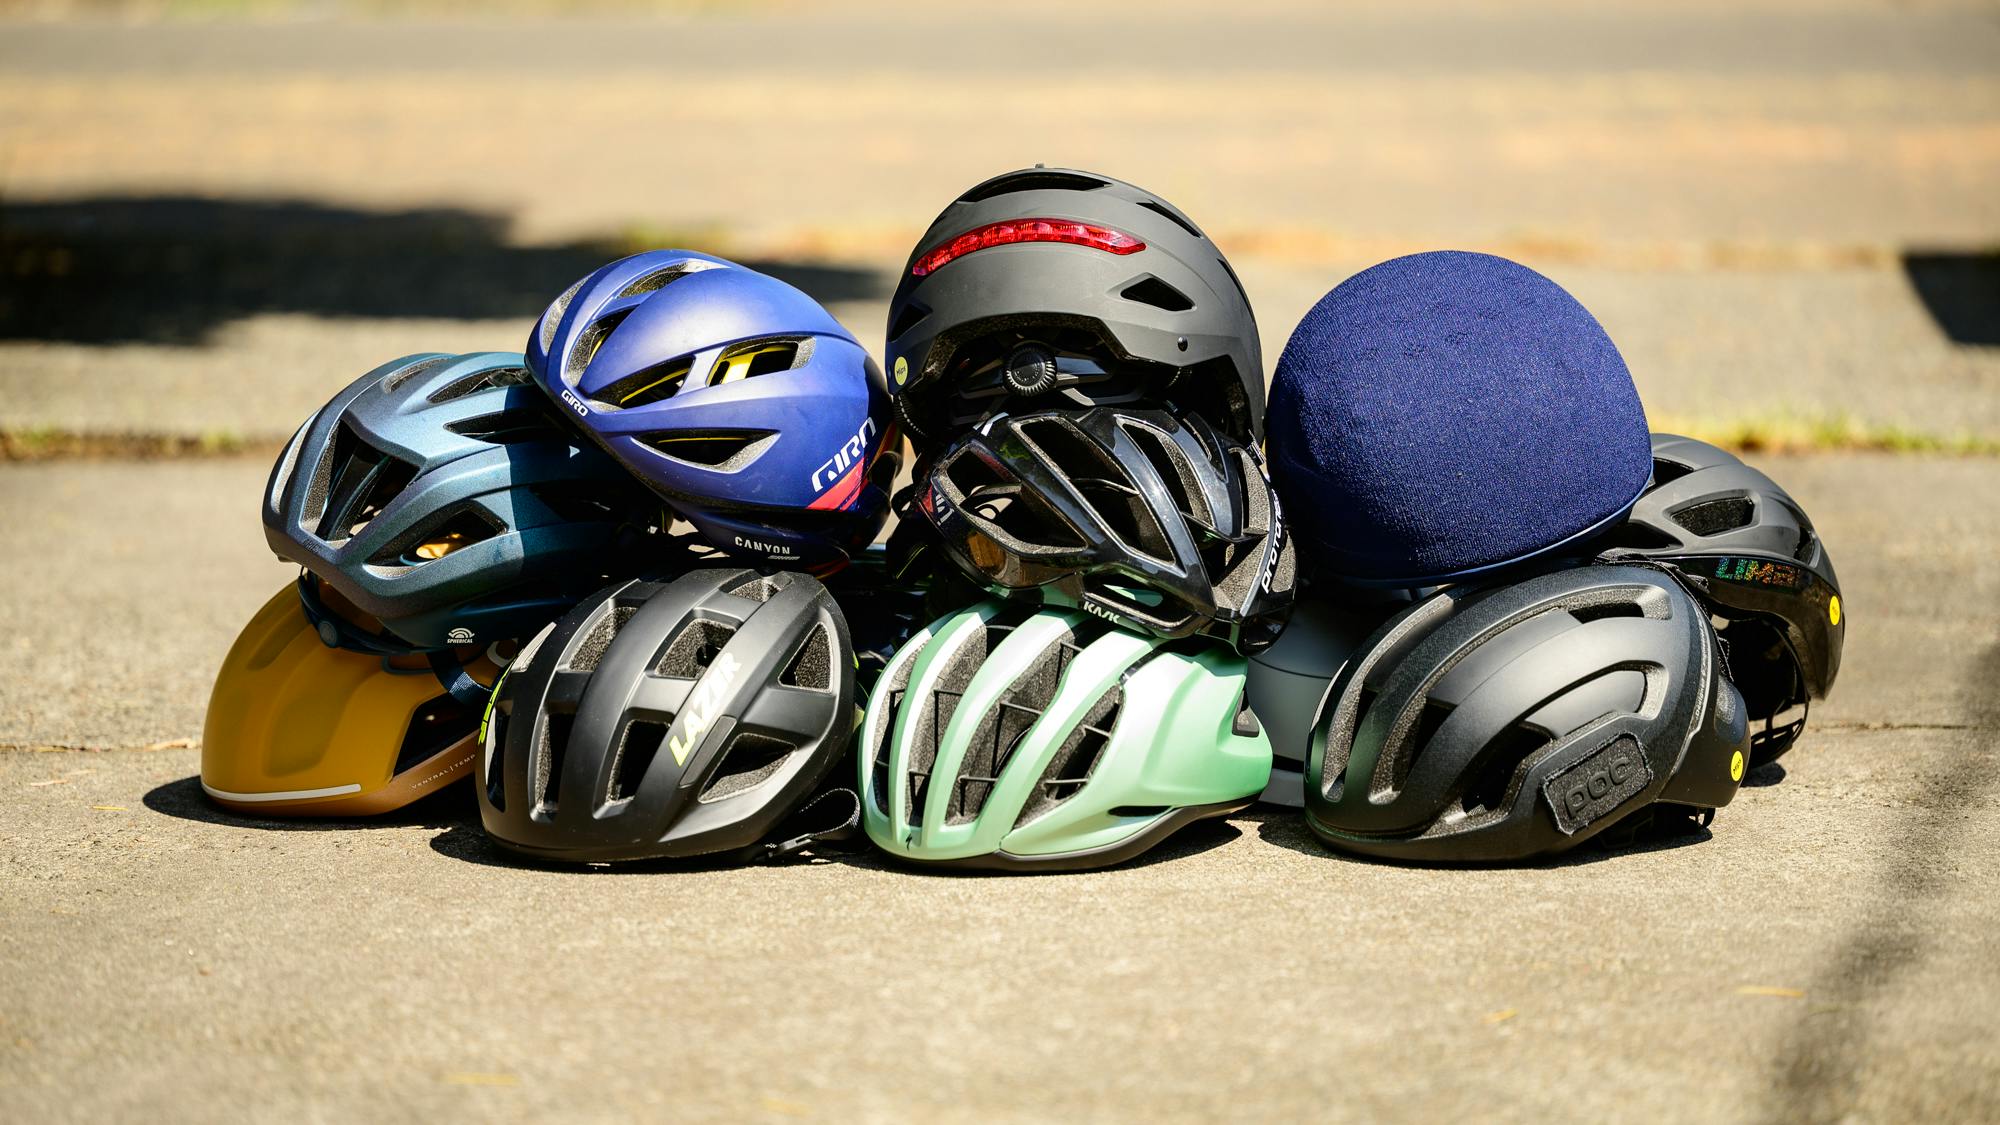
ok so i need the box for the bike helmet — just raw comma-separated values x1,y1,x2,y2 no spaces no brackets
1246,591,1409,807
886,166,1263,447
477,568,857,863
859,601,1271,871
1595,434,1843,764
915,406,1293,648
527,250,896,572
1306,566,1749,863
202,586,501,816
264,350,667,651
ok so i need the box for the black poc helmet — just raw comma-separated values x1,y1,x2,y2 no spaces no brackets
916,406,1294,649
477,568,857,863
1305,566,1750,863
886,166,1263,447
1595,434,1844,763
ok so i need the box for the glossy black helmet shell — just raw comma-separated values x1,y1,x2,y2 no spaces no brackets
916,406,1294,649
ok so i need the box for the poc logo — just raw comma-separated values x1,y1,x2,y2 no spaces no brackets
1542,735,1653,835
669,651,743,766
811,417,877,492
445,626,476,645
557,387,590,417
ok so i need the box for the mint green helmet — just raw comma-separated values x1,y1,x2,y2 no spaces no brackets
858,601,1272,870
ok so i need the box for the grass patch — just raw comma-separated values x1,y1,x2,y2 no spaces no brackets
0,428,279,462
1653,412,2000,457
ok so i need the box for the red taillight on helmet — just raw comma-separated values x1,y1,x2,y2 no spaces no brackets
910,219,1145,277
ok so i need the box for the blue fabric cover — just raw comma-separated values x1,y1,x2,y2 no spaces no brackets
1266,251,1650,585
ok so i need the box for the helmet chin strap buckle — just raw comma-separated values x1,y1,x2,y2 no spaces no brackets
1002,344,1059,397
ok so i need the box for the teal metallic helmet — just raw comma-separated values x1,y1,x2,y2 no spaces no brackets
858,601,1271,871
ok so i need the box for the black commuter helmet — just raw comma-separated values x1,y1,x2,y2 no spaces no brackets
1595,434,1843,763
886,167,1263,447
477,568,857,863
1305,566,1749,863
917,406,1294,650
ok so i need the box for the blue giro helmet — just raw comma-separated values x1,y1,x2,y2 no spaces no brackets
527,251,897,573
264,351,671,652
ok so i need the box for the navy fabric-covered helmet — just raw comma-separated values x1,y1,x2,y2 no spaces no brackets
264,351,668,652
527,251,896,572
1267,251,1652,587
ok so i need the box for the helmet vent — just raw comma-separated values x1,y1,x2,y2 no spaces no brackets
371,507,501,567
568,605,636,674
313,425,419,541
1650,456,1696,488
1135,198,1205,240
641,430,777,471
1457,724,1548,821
566,308,633,384
958,170,1108,201
656,620,736,678
944,631,1077,825
608,718,667,802
483,707,510,811
593,355,693,410
888,300,931,341
1119,276,1194,313
446,408,565,445
395,691,475,774
1012,686,1119,828
429,365,531,404
1387,700,1455,797
710,339,807,385
1121,418,1208,524
534,710,575,813
538,278,585,355
1794,524,1820,564
725,574,782,602
617,262,704,299
780,625,833,692
698,733,792,803
1672,497,1755,536
1568,600,1646,625
897,620,1008,825
1017,417,1169,560
382,354,453,393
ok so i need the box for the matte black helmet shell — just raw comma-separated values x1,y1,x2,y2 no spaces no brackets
264,351,664,651
477,568,856,863
1305,565,1749,863
886,166,1263,447
916,406,1294,649
1595,433,1844,763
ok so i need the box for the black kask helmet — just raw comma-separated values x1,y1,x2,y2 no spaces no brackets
1305,565,1750,863
477,568,858,863
886,166,1263,448
1595,433,1843,764
916,406,1294,650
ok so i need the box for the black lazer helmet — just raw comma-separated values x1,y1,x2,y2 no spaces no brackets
886,166,1263,447
1595,433,1843,763
477,568,857,863
1305,565,1749,863
916,406,1294,649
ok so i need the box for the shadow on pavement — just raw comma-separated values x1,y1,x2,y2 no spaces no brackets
1248,804,1713,868
427,812,1244,876
1743,760,1788,788
1760,640,2000,1123
142,773,479,832
1901,250,2000,347
0,195,889,346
